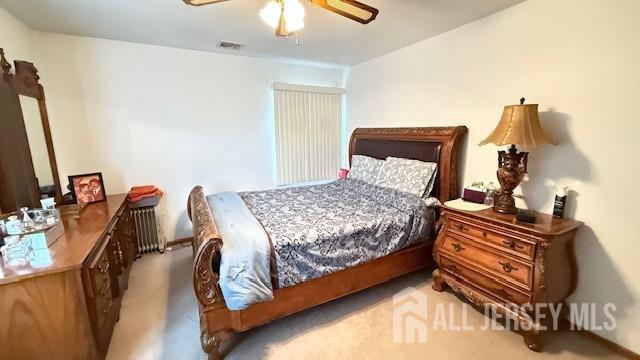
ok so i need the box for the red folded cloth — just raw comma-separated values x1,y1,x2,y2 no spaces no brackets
127,185,164,203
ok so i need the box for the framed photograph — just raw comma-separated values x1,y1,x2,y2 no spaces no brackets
68,172,106,206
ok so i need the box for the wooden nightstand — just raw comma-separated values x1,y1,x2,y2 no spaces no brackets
432,205,583,352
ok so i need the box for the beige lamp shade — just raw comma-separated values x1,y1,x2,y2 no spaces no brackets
479,102,558,149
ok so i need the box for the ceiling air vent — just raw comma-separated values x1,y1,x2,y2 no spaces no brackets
218,41,243,50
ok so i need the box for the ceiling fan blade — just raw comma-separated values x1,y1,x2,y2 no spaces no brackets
183,0,231,6
308,0,379,24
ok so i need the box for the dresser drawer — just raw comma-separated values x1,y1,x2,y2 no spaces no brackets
84,235,119,352
441,234,533,290
448,218,535,260
439,255,531,305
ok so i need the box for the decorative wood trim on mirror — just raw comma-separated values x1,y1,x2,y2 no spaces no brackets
37,99,63,204
14,61,44,99
0,48,11,77
0,48,63,208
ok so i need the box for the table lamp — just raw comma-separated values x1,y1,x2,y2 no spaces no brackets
479,98,558,214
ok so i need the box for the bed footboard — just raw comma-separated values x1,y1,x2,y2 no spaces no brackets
188,186,224,307
188,186,233,358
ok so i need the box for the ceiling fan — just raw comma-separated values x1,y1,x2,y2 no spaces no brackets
183,0,379,37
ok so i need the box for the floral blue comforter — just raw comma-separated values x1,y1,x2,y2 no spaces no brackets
239,179,436,289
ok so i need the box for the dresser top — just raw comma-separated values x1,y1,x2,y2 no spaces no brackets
442,205,583,237
0,194,126,285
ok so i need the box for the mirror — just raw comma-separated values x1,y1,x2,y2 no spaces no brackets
19,95,57,200
0,49,64,212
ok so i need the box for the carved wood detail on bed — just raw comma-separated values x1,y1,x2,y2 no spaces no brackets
188,186,225,308
188,126,467,359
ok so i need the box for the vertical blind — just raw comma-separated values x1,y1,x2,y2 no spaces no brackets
273,83,344,185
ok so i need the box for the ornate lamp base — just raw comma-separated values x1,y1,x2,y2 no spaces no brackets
493,144,528,214
493,191,518,214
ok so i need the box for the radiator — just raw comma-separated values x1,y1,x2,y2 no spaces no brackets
132,206,165,256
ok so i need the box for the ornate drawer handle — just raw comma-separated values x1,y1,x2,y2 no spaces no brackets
499,261,518,273
451,242,465,252
502,240,524,250
454,223,468,231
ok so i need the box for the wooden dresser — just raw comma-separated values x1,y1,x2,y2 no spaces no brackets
432,205,582,352
0,194,137,360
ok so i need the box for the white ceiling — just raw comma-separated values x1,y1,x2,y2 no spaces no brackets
0,0,524,66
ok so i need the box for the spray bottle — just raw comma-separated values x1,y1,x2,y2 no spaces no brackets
552,186,568,218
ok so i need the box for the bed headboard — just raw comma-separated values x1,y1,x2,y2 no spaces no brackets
348,126,467,203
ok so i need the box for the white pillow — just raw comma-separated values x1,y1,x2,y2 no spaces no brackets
424,167,438,198
348,155,385,184
375,157,437,196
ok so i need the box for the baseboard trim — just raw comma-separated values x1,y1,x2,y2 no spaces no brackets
576,329,639,359
559,319,638,359
167,237,192,248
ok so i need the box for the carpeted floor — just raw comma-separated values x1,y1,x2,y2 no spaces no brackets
107,247,622,360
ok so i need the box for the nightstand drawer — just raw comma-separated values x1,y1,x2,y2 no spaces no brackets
441,234,533,289
448,218,535,260
439,255,531,305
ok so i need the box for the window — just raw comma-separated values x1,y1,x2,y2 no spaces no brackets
273,83,344,185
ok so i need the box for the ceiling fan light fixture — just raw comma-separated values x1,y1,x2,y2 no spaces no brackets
259,1,282,29
190,0,378,41
260,0,305,34
283,0,305,32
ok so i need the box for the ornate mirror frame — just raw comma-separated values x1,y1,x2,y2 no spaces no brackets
0,48,63,210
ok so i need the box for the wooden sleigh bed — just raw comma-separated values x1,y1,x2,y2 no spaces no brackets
187,126,467,359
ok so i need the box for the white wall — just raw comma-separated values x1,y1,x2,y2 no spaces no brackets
346,0,639,352
30,32,343,240
0,6,33,60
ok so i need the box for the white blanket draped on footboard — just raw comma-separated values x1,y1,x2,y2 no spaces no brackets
206,192,274,311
